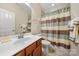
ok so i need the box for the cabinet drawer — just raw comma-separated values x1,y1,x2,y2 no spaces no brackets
36,39,42,47
33,45,42,56
15,50,25,56
26,42,36,55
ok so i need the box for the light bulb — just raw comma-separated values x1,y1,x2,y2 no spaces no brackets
51,4,55,6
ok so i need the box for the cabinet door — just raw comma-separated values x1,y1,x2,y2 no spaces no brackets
36,38,42,47
33,45,42,56
26,42,36,56
15,50,25,56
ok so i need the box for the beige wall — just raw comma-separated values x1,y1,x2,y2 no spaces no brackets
0,3,28,34
71,3,79,19
70,3,79,43
31,4,41,34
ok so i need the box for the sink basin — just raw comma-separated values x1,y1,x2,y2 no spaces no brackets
13,35,34,45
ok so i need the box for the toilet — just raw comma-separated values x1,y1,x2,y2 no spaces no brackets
42,40,53,55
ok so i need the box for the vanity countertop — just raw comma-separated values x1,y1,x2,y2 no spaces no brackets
0,34,42,56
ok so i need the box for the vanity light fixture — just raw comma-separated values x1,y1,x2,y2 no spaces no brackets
25,2,32,9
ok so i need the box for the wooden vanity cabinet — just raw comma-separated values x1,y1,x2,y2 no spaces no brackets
25,38,42,56
33,38,42,56
33,44,42,56
14,49,25,56
14,38,42,56
36,39,42,46
25,42,37,56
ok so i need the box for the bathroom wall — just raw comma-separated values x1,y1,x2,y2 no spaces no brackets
30,3,42,34
70,3,79,43
71,3,79,19
0,3,29,34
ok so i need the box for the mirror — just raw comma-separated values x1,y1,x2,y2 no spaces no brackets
0,3,31,37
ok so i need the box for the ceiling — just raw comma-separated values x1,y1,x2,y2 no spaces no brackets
18,3,70,17
40,3,70,13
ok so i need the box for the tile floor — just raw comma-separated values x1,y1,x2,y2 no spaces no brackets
42,41,79,56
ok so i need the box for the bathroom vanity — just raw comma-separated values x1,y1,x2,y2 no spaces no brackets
0,34,42,56
14,38,42,56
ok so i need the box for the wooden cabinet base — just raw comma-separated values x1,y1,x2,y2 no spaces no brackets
33,45,42,56
14,38,42,56
14,50,25,56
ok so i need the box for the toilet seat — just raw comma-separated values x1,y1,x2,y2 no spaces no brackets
42,40,51,55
